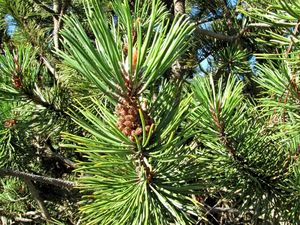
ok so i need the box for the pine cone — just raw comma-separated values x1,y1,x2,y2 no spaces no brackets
116,96,153,142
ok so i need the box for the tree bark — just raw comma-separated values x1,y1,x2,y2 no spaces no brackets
171,0,185,79
53,0,61,50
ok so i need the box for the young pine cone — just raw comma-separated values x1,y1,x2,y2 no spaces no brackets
116,98,153,142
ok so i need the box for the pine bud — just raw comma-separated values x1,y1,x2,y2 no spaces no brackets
4,119,16,128
12,75,22,89
132,47,138,73
135,127,142,136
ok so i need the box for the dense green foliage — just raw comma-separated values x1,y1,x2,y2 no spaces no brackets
1,0,300,224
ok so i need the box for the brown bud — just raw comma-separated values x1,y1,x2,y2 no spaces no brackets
131,130,136,136
121,98,130,105
12,75,22,89
118,98,126,105
4,119,16,128
135,127,142,136
119,116,126,123
132,47,138,73
13,55,20,72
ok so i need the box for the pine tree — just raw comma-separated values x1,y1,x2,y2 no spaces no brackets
0,0,83,223
1,0,300,224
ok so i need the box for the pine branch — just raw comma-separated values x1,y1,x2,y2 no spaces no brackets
194,27,245,41
209,103,285,185
23,89,69,118
196,15,223,25
0,168,76,188
9,11,58,80
14,217,34,223
53,0,67,50
171,0,185,79
206,206,239,214
286,20,300,56
41,56,56,78
210,105,237,157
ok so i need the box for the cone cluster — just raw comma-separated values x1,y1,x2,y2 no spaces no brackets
116,97,152,142
12,75,22,89
4,119,17,128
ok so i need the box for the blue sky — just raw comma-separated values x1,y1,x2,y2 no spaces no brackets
5,15,16,36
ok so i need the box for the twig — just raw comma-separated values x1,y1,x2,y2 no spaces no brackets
223,0,229,10
171,0,185,79
196,15,223,25
53,0,65,50
24,179,51,220
194,27,245,41
286,21,300,56
0,168,76,188
23,89,69,118
32,0,56,14
41,56,56,78
14,217,34,222
206,206,239,214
